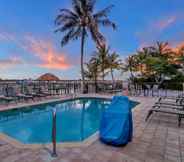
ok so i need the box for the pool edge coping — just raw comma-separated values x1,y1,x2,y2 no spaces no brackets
0,131,100,149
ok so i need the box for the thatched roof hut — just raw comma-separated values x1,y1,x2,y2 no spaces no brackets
37,73,60,81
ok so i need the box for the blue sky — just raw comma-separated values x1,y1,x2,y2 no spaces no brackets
0,0,184,79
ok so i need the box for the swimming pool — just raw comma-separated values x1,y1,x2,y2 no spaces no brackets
0,97,138,144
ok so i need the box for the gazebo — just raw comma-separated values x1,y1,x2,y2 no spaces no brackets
37,73,60,81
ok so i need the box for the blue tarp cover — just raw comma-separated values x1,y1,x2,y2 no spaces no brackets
100,96,133,146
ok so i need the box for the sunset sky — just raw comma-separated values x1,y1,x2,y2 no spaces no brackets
0,0,184,79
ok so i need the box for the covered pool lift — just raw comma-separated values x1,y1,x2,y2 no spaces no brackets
100,96,133,146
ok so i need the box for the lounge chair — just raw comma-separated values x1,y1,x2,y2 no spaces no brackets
155,96,184,107
38,88,50,97
6,87,34,103
17,93,34,102
34,88,49,98
145,103,184,127
24,87,45,99
0,94,15,104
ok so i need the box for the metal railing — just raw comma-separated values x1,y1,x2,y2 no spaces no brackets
0,79,183,98
124,82,184,97
0,79,123,96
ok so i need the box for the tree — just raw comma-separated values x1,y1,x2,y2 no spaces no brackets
143,56,177,83
55,0,116,93
122,55,138,82
107,52,122,83
143,42,176,83
84,56,100,92
175,44,184,67
94,45,110,80
84,57,99,81
135,47,151,75
150,41,173,59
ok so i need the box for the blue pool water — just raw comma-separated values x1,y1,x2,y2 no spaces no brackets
0,98,138,144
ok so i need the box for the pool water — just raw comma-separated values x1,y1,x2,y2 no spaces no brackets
0,98,138,144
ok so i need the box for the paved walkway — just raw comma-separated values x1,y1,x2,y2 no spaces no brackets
0,97,183,162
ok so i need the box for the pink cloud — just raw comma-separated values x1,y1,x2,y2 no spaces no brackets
0,30,72,70
154,16,176,31
23,35,71,70
0,57,23,68
136,15,178,49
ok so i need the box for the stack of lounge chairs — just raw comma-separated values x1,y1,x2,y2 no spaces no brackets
0,86,52,105
146,96,184,127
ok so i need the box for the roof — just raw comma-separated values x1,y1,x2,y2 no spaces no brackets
37,73,60,81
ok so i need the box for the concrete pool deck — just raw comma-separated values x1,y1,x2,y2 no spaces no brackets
0,95,183,162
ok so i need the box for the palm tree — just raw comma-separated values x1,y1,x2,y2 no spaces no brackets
55,0,116,93
84,57,99,81
122,55,138,81
94,45,110,80
84,56,99,92
107,52,122,83
135,47,151,75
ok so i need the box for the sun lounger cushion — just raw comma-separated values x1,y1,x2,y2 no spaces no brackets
100,96,133,146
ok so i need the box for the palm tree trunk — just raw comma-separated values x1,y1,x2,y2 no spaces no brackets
102,63,105,81
111,68,115,89
94,76,97,93
130,66,134,82
111,68,114,81
81,27,85,93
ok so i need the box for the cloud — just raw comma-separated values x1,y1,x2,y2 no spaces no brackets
154,16,176,31
0,30,14,42
0,57,23,68
136,15,178,49
0,30,72,70
22,35,71,70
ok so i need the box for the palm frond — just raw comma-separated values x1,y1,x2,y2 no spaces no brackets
97,19,116,30
59,9,78,18
61,27,83,46
61,29,75,46
55,9,78,26
89,25,105,47
94,4,114,19
55,15,76,26
72,0,83,16
86,0,96,12
55,20,78,33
